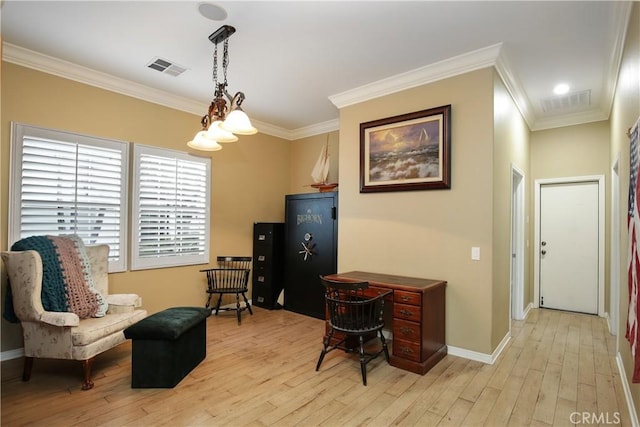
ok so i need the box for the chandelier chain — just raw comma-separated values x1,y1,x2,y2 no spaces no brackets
212,43,218,91
223,39,229,86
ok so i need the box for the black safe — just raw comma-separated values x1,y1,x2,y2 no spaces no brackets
283,192,338,319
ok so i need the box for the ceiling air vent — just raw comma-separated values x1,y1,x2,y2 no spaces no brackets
541,90,591,113
147,57,188,77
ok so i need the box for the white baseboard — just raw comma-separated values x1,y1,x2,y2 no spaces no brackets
448,345,493,364
616,352,640,427
522,302,533,319
1,348,24,362
448,332,511,365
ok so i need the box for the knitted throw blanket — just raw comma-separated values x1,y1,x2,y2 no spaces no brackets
5,235,105,320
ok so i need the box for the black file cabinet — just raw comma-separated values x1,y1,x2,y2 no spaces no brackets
252,222,285,309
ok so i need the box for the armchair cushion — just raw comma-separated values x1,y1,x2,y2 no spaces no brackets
73,312,148,346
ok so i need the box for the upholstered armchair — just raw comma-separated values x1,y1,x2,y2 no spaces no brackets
1,243,147,390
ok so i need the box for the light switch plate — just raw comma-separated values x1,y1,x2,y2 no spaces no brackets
471,247,481,261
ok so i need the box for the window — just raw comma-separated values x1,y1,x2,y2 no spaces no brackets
131,145,210,270
8,123,129,272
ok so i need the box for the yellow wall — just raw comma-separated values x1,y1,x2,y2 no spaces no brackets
492,72,531,349
529,120,611,311
610,1,640,411
531,121,610,180
288,130,339,194
337,68,496,354
1,62,291,351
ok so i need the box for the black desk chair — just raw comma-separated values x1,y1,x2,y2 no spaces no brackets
201,256,253,324
315,276,392,385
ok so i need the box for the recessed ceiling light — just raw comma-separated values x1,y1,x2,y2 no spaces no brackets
198,3,227,21
553,83,570,95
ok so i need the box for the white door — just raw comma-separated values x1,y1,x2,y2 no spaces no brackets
539,181,599,314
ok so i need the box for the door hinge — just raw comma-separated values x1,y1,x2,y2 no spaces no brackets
540,296,544,306
331,206,337,220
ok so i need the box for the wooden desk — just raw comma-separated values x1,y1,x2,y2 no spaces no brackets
324,271,447,375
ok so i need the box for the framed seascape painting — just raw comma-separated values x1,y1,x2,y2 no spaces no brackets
360,105,451,193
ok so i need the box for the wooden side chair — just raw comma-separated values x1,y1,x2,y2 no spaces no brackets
201,256,253,324
315,276,391,385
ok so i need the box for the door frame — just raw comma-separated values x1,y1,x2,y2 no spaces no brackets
511,164,526,320
610,155,620,335
533,175,605,316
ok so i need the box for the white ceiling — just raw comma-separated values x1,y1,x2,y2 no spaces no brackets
1,1,633,139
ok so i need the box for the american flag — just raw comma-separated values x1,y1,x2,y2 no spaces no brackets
627,118,640,383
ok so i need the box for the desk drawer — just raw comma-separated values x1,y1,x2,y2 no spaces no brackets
393,319,421,341
393,338,421,362
363,286,392,301
394,303,421,321
394,290,421,306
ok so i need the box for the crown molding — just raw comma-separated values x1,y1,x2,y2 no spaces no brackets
288,119,340,140
327,41,542,128
2,42,296,139
531,109,609,132
493,48,535,129
3,43,204,115
601,1,634,120
250,119,292,140
329,43,503,109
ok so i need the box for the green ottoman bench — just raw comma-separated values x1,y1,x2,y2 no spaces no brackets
123,307,211,388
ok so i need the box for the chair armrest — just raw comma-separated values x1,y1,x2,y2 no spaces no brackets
39,311,80,327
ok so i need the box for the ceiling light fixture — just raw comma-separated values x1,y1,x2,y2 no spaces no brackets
187,25,257,152
553,83,570,95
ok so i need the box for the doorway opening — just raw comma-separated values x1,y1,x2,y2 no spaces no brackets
511,165,525,320
611,156,620,335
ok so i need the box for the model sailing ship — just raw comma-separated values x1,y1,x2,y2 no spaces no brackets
310,137,338,192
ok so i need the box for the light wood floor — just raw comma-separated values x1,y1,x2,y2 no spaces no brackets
1,307,633,426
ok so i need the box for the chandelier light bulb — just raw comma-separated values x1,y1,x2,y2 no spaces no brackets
222,109,258,135
205,121,239,143
187,131,223,151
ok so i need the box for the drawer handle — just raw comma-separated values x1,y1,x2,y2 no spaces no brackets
401,296,412,302
399,309,413,317
400,347,414,354
258,256,266,261
399,327,413,335
258,276,265,282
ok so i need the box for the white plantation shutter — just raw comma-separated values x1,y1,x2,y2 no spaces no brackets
131,145,210,270
9,123,129,272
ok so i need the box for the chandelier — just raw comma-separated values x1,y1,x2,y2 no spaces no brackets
188,25,257,151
